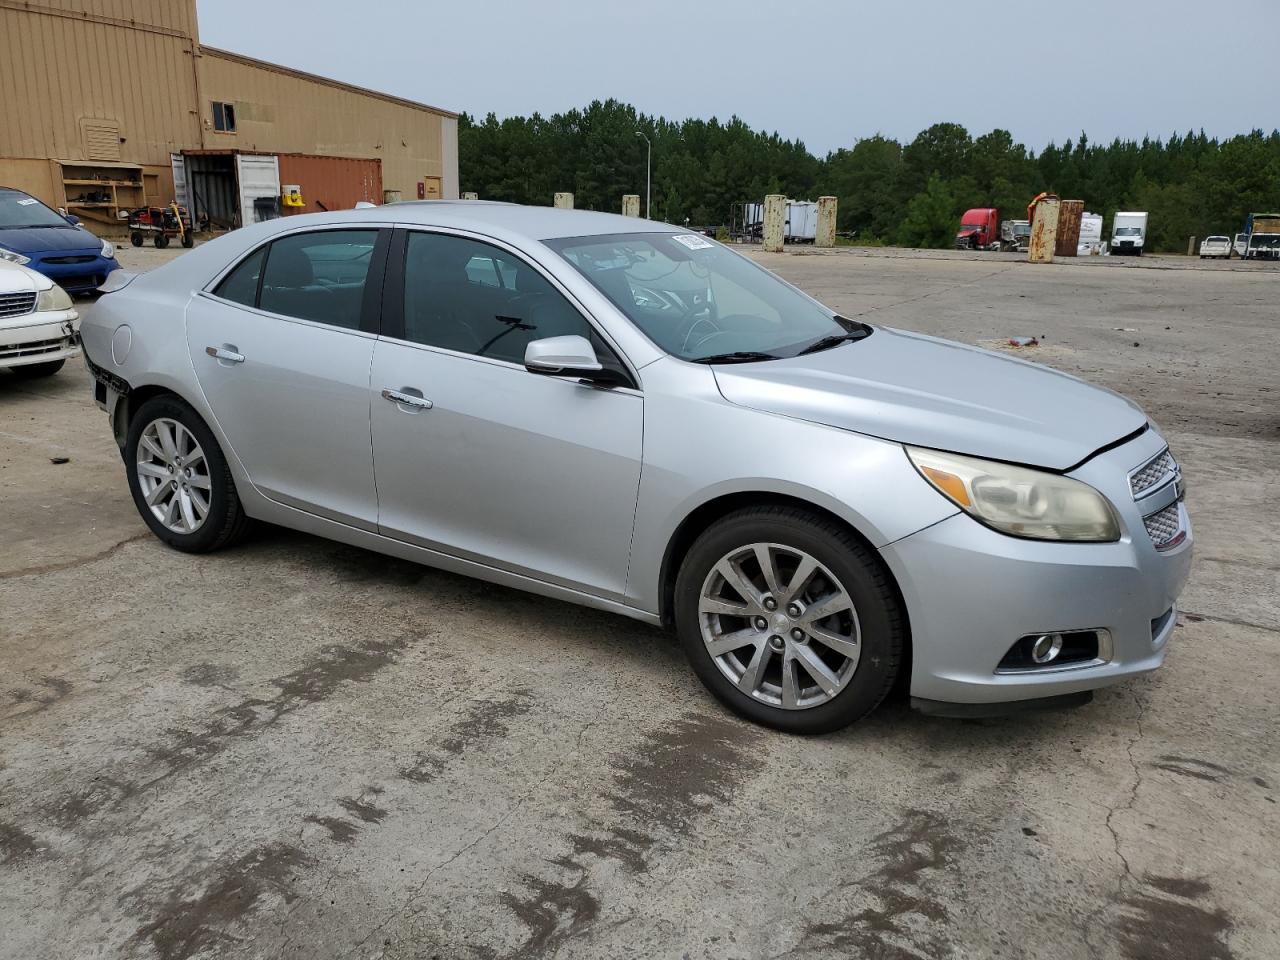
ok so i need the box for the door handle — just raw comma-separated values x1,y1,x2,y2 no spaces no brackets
381,388,433,410
205,345,245,364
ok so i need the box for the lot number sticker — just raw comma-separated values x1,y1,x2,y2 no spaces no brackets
671,234,714,250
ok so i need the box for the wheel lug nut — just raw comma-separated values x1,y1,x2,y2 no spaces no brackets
754,617,768,631
787,603,801,617
768,635,784,651
763,597,777,611
791,628,805,642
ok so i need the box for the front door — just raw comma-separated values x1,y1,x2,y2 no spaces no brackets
186,227,387,528
369,230,642,598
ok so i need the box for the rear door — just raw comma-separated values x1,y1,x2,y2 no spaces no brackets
186,226,389,529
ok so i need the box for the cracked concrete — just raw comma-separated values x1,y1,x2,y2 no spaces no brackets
1,246,1277,959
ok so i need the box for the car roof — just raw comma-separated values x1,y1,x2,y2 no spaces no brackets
287,200,683,241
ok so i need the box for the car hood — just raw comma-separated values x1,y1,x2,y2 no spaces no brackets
711,327,1148,470
0,225,101,255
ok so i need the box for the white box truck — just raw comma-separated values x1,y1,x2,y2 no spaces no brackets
1110,212,1148,256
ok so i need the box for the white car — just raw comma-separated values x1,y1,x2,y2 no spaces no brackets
1199,236,1231,259
0,259,79,377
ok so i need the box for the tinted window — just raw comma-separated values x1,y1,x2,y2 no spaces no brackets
259,230,377,329
402,233,592,363
214,247,265,306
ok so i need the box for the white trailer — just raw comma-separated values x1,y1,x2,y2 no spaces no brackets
1078,212,1104,255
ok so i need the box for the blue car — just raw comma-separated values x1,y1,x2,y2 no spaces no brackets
0,186,121,295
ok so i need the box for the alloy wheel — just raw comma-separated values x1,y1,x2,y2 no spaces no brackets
698,542,861,710
135,417,211,534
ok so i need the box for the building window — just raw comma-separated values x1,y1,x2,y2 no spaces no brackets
212,101,237,133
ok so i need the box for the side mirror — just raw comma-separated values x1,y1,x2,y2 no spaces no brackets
64,214,81,226
524,335,603,376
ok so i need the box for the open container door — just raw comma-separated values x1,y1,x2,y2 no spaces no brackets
236,154,281,226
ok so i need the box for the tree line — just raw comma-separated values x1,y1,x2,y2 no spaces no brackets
459,99,1280,252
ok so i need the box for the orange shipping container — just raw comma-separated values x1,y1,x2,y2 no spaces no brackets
276,154,383,215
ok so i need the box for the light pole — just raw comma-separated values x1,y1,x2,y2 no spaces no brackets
635,131,651,219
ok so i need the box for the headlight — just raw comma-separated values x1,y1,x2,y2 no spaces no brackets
0,246,31,265
100,238,115,259
37,285,74,312
906,446,1120,542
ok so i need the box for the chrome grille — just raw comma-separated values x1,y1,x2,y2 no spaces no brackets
1130,449,1175,498
1143,503,1182,549
0,291,37,319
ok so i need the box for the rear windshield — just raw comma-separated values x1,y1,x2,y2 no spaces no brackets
0,189,71,229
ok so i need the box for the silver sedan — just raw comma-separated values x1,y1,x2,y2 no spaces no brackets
79,203,1192,733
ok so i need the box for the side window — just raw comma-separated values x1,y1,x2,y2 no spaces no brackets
258,230,378,330
213,246,265,307
402,233,592,364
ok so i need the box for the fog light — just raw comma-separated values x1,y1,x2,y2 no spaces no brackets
1031,633,1064,664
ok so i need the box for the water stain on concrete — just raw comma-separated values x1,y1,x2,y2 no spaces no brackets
799,809,963,958
337,796,388,824
304,815,360,844
1116,874,1234,960
500,875,601,960
4,675,73,721
607,711,761,834
179,663,241,689
0,822,40,864
129,841,309,960
553,828,652,875
399,691,533,784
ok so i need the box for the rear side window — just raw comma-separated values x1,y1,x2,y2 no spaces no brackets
214,247,265,306
258,230,378,329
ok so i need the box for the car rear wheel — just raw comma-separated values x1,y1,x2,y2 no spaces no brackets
675,506,904,734
10,359,66,378
125,395,249,552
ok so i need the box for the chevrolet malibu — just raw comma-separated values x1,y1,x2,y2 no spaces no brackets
79,203,1192,733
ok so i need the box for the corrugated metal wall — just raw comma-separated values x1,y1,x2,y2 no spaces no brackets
277,155,382,215
198,48,452,201
0,1,201,165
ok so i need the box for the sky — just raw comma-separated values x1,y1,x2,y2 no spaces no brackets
198,0,1279,156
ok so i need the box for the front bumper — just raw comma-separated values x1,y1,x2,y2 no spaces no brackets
881,428,1192,705
0,311,80,368
29,254,120,294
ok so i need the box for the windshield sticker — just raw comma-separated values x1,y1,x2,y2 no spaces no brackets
16,198,38,205
671,234,714,250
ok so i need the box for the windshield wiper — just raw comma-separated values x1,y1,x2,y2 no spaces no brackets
797,329,870,355
691,351,781,364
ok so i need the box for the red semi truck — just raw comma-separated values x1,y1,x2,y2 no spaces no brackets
955,208,1000,250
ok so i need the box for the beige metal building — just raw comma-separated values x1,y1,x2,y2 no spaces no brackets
0,0,458,233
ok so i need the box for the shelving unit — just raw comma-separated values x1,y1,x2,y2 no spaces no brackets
54,160,144,227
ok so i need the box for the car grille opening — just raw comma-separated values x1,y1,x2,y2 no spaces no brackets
43,254,97,265
0,291,37,319
1130,449,1175,498
0,337,68,360
997,630,1104,672
1143,503,1183,550
1151,607,1175,647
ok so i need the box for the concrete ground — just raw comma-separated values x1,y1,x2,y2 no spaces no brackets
2,244,1277,960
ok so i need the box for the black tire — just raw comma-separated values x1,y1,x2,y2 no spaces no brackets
154,233,170,249
181,232,195,249
125,394,250,553
10,358,65,378
130,232,144,247
674,505,905,734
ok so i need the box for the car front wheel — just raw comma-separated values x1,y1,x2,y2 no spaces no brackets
125,395,249,552
675,506,905,734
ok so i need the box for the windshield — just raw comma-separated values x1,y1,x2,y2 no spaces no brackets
0,189,72,229
1115,226,1143,237
1013,224,1031,237
546,232,862,361
959,223,983,231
